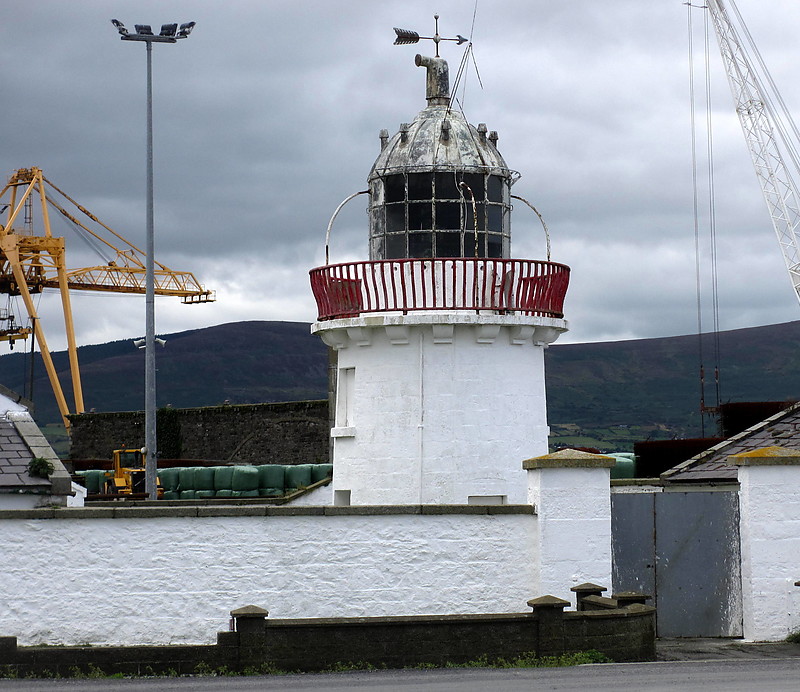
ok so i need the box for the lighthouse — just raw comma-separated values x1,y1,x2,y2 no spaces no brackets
310,44,570,506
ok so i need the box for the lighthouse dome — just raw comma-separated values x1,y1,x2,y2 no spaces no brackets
368,55,516,261
370,105,510,176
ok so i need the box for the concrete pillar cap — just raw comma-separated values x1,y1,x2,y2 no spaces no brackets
230,605,269,618
527,595,570,610
570,582,608,594
523,448,615,470
728,445,800,466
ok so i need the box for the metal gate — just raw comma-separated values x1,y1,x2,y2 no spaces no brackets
612,489,742,637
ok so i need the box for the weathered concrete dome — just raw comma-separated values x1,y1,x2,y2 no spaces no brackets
367,55,516,261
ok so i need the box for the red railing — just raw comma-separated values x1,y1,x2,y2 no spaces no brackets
310,258,570,321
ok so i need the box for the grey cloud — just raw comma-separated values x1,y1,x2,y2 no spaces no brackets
1,0,798,353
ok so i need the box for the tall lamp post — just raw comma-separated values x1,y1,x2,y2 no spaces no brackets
111,20,195,499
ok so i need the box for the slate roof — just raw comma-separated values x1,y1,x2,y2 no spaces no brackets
662,402,800,483
0,418,48,489
0,389,72,500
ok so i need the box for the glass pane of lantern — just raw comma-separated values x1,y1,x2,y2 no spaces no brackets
385,174,406,202
409,232,433,257
487,175,503,202
463,232,486,257
487,233,503,258
436,231,461,257
461,173,485,201
408,173,433,201
435,172,460,199
465,202,485,231
487,204,502,232
386,204,406,232
371,207,385,235
385,234,406,258
408,202,432,230
435,202,461,230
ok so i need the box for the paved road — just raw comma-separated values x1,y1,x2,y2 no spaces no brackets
2,659,800,692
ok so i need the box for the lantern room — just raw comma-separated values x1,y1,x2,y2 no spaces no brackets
368,54,513,261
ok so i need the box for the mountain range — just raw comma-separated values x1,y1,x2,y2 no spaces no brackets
2,319,800,445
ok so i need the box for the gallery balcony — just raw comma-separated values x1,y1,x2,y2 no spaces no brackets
309,257,570,322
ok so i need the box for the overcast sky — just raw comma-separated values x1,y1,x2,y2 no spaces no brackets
2,0,800,353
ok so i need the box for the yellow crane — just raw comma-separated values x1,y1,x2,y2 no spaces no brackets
0,166,214,428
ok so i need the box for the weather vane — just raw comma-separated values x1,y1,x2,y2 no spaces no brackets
393,14,468,58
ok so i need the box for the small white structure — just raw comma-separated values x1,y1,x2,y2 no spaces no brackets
310,53,570,506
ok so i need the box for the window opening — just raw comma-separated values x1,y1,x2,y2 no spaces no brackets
336,367,355,428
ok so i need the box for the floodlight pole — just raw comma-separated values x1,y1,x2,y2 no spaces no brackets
113,21,194,499
144,38,157,502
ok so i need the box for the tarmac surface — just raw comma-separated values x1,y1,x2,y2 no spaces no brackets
657,637,800,661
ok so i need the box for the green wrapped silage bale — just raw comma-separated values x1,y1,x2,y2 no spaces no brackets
194,466,215,491
179,467,196,491
310,464,333,484
159,467,181,492
215,489,234,497
610,454,636,480
231,465,259,492
238,489,259,498
257,464,286,497
162,490,180,500
285,464,313,492
214,466,234,491
195,490,215,499
179,490,196,500
84,469,106,494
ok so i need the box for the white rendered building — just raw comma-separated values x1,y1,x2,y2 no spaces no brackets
310,53,570,506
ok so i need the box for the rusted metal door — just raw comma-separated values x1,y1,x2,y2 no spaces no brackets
612,489,742,637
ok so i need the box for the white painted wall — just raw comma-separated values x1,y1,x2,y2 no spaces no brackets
0,393,28,414
314,313,566,505
0,494,42,510
527,460,613,606
736,461,800,640
0,510,537,646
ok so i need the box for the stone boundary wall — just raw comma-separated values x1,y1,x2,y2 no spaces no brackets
0,599,656,676
68,400,329,464
0,505,538,646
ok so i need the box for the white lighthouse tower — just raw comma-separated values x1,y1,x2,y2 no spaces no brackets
310,44,569,506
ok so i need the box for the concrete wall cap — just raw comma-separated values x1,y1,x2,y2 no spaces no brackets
564,604,655,619
580,595,618,610
613,590,651,600
0,504,539,520
523,448,616,469
728,445,800,466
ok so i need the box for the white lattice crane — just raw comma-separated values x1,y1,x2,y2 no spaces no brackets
706,0,800,302
0,167,214,428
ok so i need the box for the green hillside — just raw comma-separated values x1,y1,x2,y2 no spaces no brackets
3,319,799,453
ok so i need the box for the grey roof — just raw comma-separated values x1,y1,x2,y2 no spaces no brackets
0,419,47,489
0,410,71,498
662,402,800,483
